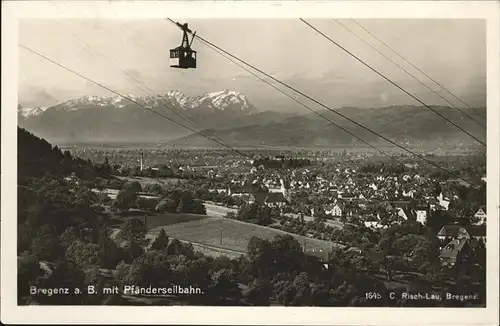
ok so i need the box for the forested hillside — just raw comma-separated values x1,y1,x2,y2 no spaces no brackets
18,127,111,183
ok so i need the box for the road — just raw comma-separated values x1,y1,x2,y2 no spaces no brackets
203,201,343,229
283,212,344,229
203,202,237,217
101,192,343,230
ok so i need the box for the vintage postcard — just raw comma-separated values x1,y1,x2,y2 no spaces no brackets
1,1,499,325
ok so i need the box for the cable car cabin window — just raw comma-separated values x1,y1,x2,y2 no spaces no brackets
170,50,179,58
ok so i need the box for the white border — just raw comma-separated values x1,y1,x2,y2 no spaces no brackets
2,1,499,325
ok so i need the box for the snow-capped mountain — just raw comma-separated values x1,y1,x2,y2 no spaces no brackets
18,106,49,118
35,90,257,115
188,90,256,114
17,90,267,144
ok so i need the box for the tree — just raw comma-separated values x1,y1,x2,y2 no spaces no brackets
59,226,81,249
83,267,107,304
123,240,145,263
119,218,146,240
115,261,132,283
65,240,100,268
236,203,272,225
225,212,237,220
136,197,159,213
291,272,312,306
31,226,64,261
36,260,87,305
108,178,123,190
98,229,125,269
237,203,258,221
274,280,296,306
18,254,43,304
123,181,142,193
166,239,195,258
394,234,430,257
208,268,242,303
176,197,185,213
124,251,171,287
380,255,398,281
192,200,207,215
246,279,272,305
156,198,177,213
112,188,138,212
183,257,212,290
144,183,163,196
151,229,170,251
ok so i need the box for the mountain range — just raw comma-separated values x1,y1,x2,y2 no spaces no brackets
170,105,486,150
18,90,289,143
18,90,487,149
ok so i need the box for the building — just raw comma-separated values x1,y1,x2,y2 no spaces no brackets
242,194,256,204
264,192,288,208
439,238,471,266
437,192,450,211
437,225,470,241
304,248,330,269
280,178,291,203
325,204,343,217
396,207,412,221
139,150,144,171
402,189,415,198
364,219,387,229
228,178,264,197
468,225,486,243
415,206,428,225
473,207,486,225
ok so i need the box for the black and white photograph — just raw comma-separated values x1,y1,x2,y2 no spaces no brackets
2,1,499,325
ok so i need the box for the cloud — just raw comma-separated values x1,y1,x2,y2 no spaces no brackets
18,19,486,111
18,86,61,107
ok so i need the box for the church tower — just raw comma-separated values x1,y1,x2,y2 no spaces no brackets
140,150,144,171
280,178,291,203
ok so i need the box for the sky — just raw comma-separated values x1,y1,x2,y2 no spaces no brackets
18,19,486,111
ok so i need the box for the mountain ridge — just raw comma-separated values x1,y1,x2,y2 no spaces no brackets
18,90,264,143
19,89,257,115
18,91,487,148
167,106,487,149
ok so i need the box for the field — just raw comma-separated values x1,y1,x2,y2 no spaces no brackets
148,216,343,258
145,213,209,229
109,202,344,259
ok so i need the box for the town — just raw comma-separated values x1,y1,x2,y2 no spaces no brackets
18,135,486,307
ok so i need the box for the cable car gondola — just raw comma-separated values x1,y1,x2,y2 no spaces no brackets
170,22,197,69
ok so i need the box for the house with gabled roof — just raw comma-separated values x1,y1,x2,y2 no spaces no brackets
264,192,287,208
467,225,486,243
437,225,470,241
364,215,386,229
415,206,428,225
396,207,413,221
304,248,331,269
437,192,450,211
402,189,415,198
325,203,343,217
473,207,486,225
440,238,471,266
